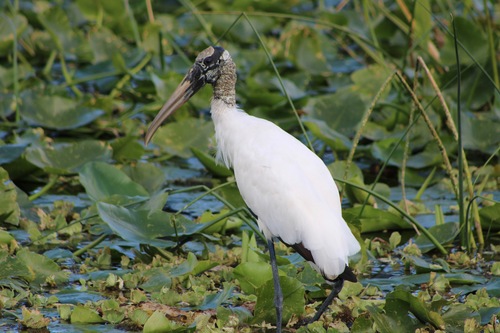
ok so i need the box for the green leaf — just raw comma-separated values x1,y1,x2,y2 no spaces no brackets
412,0,432,46
0,167,20,225
216,306,252,329
191,147,233,177
304,87,366,136
343,206,411,233
111,136,145,162
0,250,31,281
150,118,214,158
304,119,352,151
37,6,92,60
442,304,481,331
20,92,103,129
253,276,305,325
371,138,444,169
17,248,69,287
25,140,112,174
479,203,500,231
21,307,50,329
388,287,445,330
70,305,104,324
404,255,447,273
452,277,500,297
101,299,125,324
389,231,402,249
79,161,149,201
234,262,273,294
195,282,234,310
461,115,500,154
122,162,166,194
351,65,393,102
96,202,177,248
415,222,460,253
143,310,192,333
97,202,209,247
441,16,488,66
0,144,27,164
0,13,28,56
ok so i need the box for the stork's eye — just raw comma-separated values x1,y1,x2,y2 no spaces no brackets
203,56,213,66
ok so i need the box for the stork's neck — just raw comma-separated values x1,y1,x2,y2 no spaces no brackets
212,60,236,107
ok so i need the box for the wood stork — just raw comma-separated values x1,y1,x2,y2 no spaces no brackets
145,46,360,331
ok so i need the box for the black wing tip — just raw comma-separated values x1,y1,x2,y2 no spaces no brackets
279,239,358,283
337,265,357,283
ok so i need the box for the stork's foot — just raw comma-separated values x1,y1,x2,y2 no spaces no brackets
294,316,314,328
295,278,345,328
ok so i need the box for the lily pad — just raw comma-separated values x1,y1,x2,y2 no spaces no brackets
233,262,274,295
0,13,28,56
343,206,411,233
96,202,209,247
303,118,352,151
70,306,104,324
79,161,149,201
304,87,366,136
253,275,305,325
16,248,69,287
415,222,460,253
0,167,20,225
387,287,445,329
479,203,500,231
150,118,214,159
97,202,177,248
191,147,232,177
25,141,112,175
20,92,104,130
0,144,27,164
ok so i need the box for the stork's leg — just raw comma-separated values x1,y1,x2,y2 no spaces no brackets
312,278,344,322
268,239,283,333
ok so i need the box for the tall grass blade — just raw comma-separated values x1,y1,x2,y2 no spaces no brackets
452,16,467,249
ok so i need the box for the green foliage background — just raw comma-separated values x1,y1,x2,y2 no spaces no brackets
0,0,499,332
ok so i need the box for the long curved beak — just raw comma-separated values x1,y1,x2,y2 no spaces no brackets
145,66,205,145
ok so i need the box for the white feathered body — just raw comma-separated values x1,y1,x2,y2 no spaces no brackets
211,99,360,279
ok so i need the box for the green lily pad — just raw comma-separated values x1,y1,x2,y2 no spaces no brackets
149,118,214,158
20,92,104,130
304,118,352,151
111,136,145,162
16,248,69,287
0,167,20,225
253,275,305,325
25,140,112,175
96,202,209,248
191,147,233,177
442,304,481,332
79,161,149,201
480,203,500,231
234,262,274,295
143,310,193,333
122,162,166,194
371,138,445,169
343,206,411,233
70,306,104,324
304,87,366,136
387,287,445,330
415,222,460,253
0,144,27,164
195,282,234,310
97,202,177,248
0,13,28,56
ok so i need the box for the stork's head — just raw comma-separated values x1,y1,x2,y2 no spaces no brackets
145,46,231,144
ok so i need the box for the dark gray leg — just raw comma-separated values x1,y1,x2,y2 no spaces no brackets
312,278,344,322
268,238,283,333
